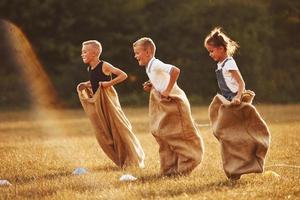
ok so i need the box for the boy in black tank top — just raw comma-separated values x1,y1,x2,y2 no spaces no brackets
78,40,127,93
77,40,145,168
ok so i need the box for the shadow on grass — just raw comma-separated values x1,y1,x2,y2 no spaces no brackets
134,173,248,198
9,168,111,198
13,171,70,185
164,180,245,198
136,173,190,182
12,164,120,185
90,165,120,172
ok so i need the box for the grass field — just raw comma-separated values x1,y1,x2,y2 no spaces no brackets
0,104,299,199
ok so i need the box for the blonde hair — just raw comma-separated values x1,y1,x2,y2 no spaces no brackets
133,37,156,55
82,40,102,57
204,27,239,56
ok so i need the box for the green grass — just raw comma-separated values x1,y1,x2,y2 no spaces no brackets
0,105,300,199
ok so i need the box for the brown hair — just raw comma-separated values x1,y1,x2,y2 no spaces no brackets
133,37,156,55
204,27,239,56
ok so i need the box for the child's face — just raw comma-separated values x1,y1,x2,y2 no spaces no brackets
205,44,226,62
133,45,152,67
81,45,97,64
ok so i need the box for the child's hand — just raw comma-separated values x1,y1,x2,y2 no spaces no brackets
143,81,152,92
160,90,170,99
160,90,171,102
77,83,86,91
231,96,241,105
99,81,111,88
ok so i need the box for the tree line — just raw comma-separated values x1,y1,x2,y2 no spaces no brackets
0,0,299,108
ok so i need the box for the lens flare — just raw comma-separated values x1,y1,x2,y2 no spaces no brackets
1,19,86,167
1,19,58,109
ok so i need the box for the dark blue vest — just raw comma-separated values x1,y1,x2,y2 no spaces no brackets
215,58,237,101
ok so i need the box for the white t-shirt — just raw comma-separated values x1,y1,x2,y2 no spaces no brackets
146,57,174,92
216,57,239,93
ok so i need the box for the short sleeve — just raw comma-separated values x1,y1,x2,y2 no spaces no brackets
151,59,173,74
224,59,238,71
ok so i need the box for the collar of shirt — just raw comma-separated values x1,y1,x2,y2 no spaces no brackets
216,57,232,71
146,57,156,73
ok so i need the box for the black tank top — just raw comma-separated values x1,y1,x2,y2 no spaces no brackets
88,61,111,94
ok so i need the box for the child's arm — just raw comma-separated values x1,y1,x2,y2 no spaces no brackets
230,70,245,105
161,66,180,97
100,62,127,88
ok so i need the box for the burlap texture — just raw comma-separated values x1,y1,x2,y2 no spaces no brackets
77,84,145,168
149,85,204,175
208,91,270,179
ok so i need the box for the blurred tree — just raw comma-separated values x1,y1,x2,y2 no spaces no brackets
267,0,300,102
0,0,299,108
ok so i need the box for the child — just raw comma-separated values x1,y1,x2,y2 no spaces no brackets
204,27,245,105
79,40,127,93
77,40,145,168
133,37,204,176
204,28,271,180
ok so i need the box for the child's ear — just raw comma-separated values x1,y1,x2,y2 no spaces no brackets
146,48,150,56
93,49,98,57
146,48,152,57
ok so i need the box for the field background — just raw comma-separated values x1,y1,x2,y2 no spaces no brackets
1,1,299,199
1,0,300,107
0,104,299,199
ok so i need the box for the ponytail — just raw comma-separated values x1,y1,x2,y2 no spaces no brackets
204,27,239,56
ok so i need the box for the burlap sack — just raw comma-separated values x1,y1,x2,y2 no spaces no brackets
149,85,204,175
208,91,270,179
77,84,145,168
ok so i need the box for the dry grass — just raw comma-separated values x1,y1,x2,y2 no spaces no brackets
0,105,299,199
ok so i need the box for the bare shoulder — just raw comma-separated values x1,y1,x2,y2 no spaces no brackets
102,61,113,75
171,66,180,73
102,61,114,68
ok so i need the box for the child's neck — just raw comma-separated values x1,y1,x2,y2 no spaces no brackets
218,55,229,63
90,59,100,69
145,56,154,68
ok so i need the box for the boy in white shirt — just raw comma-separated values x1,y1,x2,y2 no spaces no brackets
133,37,204,176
